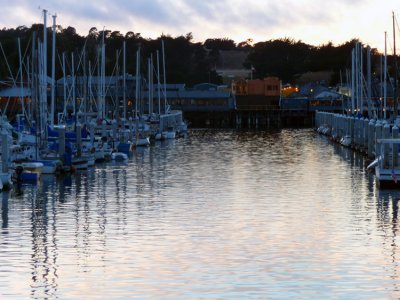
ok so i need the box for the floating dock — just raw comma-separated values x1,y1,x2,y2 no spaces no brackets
315,111,400,188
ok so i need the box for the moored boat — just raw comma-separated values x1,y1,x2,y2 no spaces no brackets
374,138,400,188
14,162,43,183
72,157,88,171
0,172,11,190
162,126,176,140
111,152,128,161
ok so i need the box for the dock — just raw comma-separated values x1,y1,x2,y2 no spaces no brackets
315,111,400,188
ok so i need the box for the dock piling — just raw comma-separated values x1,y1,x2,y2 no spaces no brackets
1,133,9,173
393,124,399,168
383,123,390,167
58,126,66,161
368,119,375,158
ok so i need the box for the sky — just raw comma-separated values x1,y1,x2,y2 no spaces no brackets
0,0,399,52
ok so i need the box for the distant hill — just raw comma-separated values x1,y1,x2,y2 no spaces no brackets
0,26,384,87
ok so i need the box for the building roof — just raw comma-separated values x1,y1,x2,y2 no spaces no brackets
299,83,329,97
193,83,218,91
154,83,186,91
0,86,31,97
314,90,341,99
57,75,138,85
166,90,231,99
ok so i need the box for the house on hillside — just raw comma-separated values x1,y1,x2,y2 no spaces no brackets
215,50,252,86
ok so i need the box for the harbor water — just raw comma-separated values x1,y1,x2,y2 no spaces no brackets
1,129,400,299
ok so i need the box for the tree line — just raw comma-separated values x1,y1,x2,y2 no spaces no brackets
0,24,393,86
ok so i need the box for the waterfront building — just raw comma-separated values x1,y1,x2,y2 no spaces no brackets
167,83,235,127
232,77,282,128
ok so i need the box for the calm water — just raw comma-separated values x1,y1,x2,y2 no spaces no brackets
1,129,400,299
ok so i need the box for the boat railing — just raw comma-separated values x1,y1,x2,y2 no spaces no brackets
376,139,400,169
376,138,400,144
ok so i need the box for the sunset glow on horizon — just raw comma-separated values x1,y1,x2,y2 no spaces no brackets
0,0,399,52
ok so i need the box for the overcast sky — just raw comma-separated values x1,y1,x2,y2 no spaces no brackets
1,0,399,51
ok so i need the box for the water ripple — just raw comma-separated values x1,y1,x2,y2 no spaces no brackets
1,129,400,299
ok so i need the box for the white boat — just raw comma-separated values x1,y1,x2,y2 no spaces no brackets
102,141,113,161
177,121,188,137
162,127,176,139
86,154,96,167
0,172,10,189
10,144,36,161
154,129,164,141
111,152,128,161
367,156,381,170
135,134,150,147
17,130,37,145
340,135,352,147
14,162,43,182
162,131,176,140
31,159,62,174
317,124,331,135
374,138,400,188
155,132,163,140
72,157,88,171
94,149,105,162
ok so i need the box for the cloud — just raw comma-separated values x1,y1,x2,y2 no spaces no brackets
0,0,392,49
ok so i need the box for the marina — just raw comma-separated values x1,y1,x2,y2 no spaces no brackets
0,4,400,299
0,10,189,191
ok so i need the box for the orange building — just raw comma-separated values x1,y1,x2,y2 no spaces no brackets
232,77,281,97
232,77,281,111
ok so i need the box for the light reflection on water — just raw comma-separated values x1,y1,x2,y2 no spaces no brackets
1,129,400,299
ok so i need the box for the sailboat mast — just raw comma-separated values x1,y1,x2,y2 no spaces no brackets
97,45,101,120
62,52,67,120
162,40,167,114
42,9,48,148
30,31,36,121
123,40,126,120
135,48,140,119
148,58,151,115
393,11,398,118
360,43,363,115
88,60,93,113
115,50,120,120
18,38,25,119
384,32,388,119
101,33,106,119
157,50,161,116
367,46,371,118
50,14,56,126
351,48,355,113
